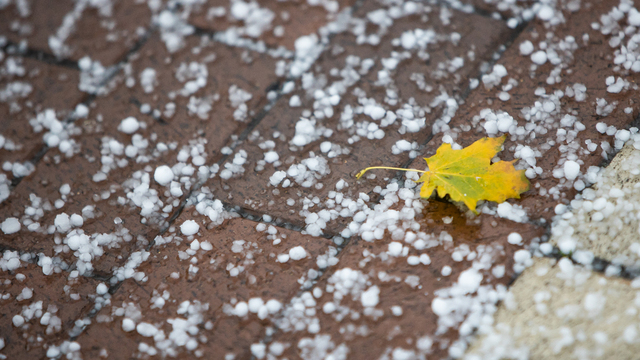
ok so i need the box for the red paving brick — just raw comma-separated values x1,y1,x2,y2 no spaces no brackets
0,55,85,183
0,91,176,276
0,0,152,66
119,33,282,162
465,0,537,21
0,32,285,276
0,261,101,359
74,215,334,359
0,152,157,276
186,0,357,50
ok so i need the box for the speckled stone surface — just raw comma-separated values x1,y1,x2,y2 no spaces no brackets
466,257,640,360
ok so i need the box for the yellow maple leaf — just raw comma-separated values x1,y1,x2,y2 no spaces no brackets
356,135,530,213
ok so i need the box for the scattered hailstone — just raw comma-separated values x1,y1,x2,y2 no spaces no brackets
507,232,523,245
481,64,508,89
530,50,547,65
180,220,200,236
264,151,279,163
74,103,89,118
30,109,78,157
606,76,627,94
154,165,174,185
361,285,380,307
96,283,108,295
291,118,319,147
388,242,403,256
136,322,159,337
271,155,330,188
251,343,267,359
229,85,253,121
229,0,275,38
289,246,307,260
481,109,515,135
519,40,534,56
156,10,194,53
290,34,322,78
118,117,140,134
122,318,136,332
364,104,386,120
140,68,158,93
563,160,580,181
391,139,419,157
536,4,555,21
78,56,109,94
1,217,21,234
496,203,528,223
1,251,22,271
289,95,301,107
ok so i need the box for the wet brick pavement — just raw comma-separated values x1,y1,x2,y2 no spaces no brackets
1,0,640,359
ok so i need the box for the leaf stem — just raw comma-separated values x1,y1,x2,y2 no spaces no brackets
355,166,427,179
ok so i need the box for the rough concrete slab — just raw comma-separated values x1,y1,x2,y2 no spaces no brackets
465,257,640,360
549,136,640,270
